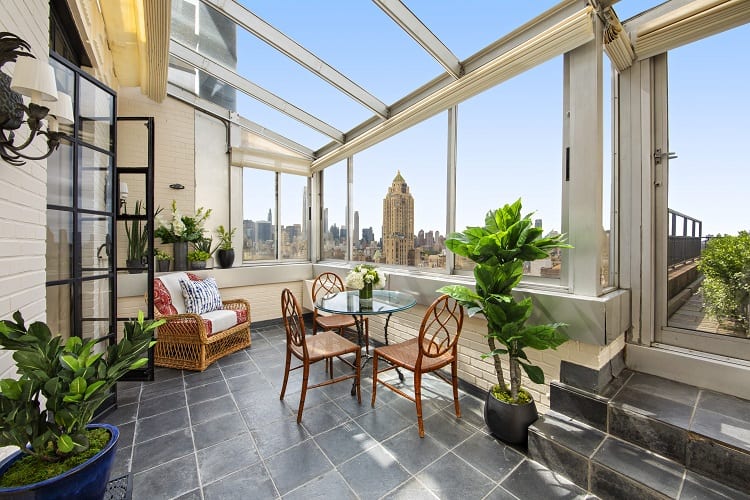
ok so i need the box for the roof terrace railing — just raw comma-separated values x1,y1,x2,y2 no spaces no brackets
668,208,703,267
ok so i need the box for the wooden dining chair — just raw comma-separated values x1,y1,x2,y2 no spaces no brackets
280,288,361,423
371,294,464,437
312,272,369,353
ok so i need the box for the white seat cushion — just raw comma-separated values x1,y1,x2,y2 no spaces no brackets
201,309,240,335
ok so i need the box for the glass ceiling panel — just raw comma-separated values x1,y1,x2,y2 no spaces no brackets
405,0,562,61
613,0,668,23
237,0,445,105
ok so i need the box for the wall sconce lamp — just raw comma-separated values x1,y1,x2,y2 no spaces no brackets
0,32,74,166
169,183,185,190
119,181,129,212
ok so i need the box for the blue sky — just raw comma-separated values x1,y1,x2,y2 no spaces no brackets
235,2,749,239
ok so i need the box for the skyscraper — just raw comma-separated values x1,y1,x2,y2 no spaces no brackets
382,171,414,265
353,211,360,249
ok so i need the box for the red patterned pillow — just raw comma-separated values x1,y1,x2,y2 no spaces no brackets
187,273,202,281
154,279,177,316
234,309,248,324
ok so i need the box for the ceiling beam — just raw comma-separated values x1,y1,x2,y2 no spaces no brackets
372,0,462,79
169,39,345,143
200,0,389,118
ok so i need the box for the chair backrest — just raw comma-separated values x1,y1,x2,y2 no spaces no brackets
311,272,345,302
418,295,464,359
281,288,307,354
154,272,201,315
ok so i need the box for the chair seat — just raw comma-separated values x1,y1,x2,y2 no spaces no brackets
315,313,356,330
374,338,454,372
292,330,359,362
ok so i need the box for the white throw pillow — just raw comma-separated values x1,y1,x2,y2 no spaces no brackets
180,277,223,314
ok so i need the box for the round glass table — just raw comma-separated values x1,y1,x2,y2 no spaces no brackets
315,289,416,392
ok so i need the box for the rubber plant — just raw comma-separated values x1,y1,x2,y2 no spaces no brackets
438,199,571,403
0,311,162,483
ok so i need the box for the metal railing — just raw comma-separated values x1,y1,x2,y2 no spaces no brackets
668,209,702,267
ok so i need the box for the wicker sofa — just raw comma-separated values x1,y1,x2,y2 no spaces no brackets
153,272,251,371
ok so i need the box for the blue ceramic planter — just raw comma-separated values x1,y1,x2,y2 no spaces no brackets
0,423,119,499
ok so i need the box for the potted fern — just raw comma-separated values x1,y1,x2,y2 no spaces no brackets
0,311,162,498
438,199,571,443
215,225,237,269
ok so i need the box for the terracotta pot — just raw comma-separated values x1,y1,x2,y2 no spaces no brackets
483,390,538,445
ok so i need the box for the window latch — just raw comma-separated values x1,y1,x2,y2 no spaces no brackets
654,148,678,165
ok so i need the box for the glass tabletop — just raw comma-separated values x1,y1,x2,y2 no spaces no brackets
315,290,417,315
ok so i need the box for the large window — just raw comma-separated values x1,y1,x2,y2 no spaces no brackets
321,161,347,260
242,169,276,261
352,114,447,269
456,56,564,278
279,173,309,260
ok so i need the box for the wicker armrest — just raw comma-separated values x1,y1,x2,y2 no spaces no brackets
222,298,251,316
155,312,210,342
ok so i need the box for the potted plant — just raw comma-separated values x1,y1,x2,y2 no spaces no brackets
438,199,571,444
154,201,212,271
154,248,172,273
124,200,148,274
187,251,211,270
215,225,237,269
0,311,162,498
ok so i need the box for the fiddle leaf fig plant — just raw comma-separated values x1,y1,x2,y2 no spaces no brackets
438,199,571,403
0,311,162,462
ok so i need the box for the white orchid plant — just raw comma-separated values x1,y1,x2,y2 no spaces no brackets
345,264,386,290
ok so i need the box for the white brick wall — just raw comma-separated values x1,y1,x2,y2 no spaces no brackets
0,0,52,460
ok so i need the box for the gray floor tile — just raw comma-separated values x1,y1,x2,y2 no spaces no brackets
137,390,186,419
140,376,185,400
501,460,589,499
314,421,378,465
102,402,138,426
453,432,524,479
173,489,203,500
337,444,411,500
203,462,278,500
680,471,750,500
187,379,230,405
132,427,194,473
282,469,358,500
421,409,476,447
132,454,199,499
265,439,334,495
192,411,249,450
300,401,351,435
355,404,413,441
183,367,224,389
196,434,261,484
226,372,274,393
416,451,497,500
241,393,295,428
189,394,237,424
221,359,260,379
135,406,190,443
381,425,449,474
251,416,310,459
380,478,440,500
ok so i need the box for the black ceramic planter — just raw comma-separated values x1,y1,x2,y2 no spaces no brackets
216,249,235,268
484,391,538,445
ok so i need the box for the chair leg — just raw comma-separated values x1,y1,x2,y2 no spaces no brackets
280,347,292,400
355,349,361,403
364,319,369,355
452,359,461,418
297,363,310,423
415,372,425,437
370,353,379,407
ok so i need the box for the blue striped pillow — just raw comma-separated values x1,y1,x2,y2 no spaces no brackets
179,277,223,314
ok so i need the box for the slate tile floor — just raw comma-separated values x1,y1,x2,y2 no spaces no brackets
99,321,596,499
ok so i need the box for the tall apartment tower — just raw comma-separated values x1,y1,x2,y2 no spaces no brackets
353,211,360,249
382,171,414,265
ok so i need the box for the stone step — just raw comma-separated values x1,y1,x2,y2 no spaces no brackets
549,371,750,493
529,411,750,499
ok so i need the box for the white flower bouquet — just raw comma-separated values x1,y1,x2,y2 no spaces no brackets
345,264,386,290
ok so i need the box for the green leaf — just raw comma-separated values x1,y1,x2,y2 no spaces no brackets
519,362,545,384
83,380,106,400
60,355,80,372
0,379,22,400
69,377,87,394
57,433,75,453
129,358,149,370
63,393,83,403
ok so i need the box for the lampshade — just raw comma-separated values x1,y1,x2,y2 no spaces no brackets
47,92,74,125
120,182,129,199
10,57,58,102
